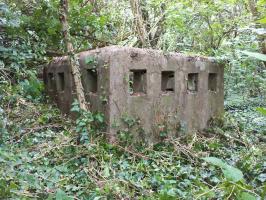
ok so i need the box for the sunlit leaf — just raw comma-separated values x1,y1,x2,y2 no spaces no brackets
241,51,266,62
257,17,266,24
256,107,266,116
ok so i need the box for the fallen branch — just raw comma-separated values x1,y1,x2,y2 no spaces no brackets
115,144,150,160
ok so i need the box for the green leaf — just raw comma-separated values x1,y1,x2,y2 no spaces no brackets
55,189,73,200
103,165,110,177
95,113,104,123
241,51,266,61
257,17,266,24
202,157,227,168
203,157,244,182
221,165,243,182
256,107,266,116
237,192,257,200
85,56,96,65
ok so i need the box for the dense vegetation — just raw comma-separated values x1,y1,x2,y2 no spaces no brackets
0,0,265,199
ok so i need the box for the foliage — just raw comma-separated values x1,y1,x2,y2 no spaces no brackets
241,50,266,62
256,107,266,116
0,0,265,199
0,82,265,199
203,157,244,182
71,100,105,144
0,1,42,82
202,157,258,199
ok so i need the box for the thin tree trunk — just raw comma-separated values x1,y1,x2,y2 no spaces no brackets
248,0,258,19
130,0,150,47
59,0,88,111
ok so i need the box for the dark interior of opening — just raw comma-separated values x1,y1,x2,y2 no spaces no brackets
48,73,55,91
208,73,217,92
129,69,147,95
57,72,65,92
86,69,97,93
187,73,198,92
161,71,175,92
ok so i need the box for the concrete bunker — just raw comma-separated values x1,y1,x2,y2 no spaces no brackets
44,46,224,142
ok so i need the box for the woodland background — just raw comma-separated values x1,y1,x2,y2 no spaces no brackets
0,0,266,199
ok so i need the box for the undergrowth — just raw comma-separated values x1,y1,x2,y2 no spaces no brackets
1,1,265,199
0,82,265,200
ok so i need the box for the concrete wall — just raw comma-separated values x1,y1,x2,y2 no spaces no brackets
43,57,74,114
44,46,224,142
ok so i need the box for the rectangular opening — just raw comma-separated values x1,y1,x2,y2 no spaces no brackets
161,71,175,92
57,72,65,92
187,73,198,92
129,69,147,95
86,69,97,93
48,73,55,91
208,73,217,92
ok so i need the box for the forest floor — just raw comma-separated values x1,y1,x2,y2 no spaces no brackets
0,84,266,199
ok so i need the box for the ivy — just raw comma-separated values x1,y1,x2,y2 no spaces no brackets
0,0,265,199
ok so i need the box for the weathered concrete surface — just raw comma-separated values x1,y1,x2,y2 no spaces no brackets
44,46,224,142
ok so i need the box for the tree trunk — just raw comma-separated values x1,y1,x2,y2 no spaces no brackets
248,0,258,19
130,0,150,47
59,0,88,111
